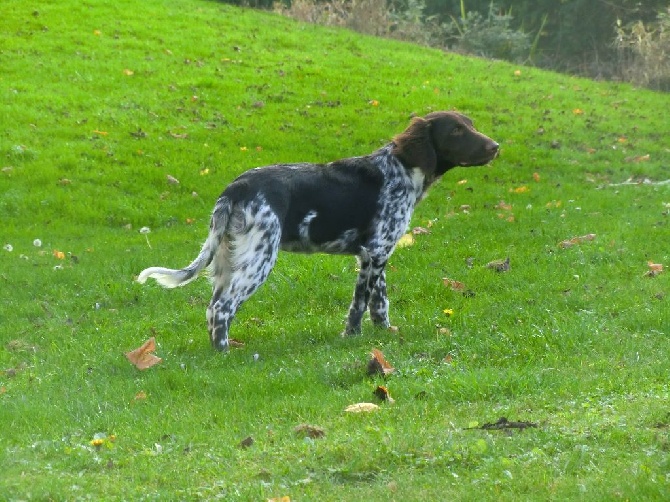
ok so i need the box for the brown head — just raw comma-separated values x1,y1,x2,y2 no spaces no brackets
392,111,499,183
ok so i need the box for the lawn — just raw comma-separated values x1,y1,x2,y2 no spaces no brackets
1,0,669,500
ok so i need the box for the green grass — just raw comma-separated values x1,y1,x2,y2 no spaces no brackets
2,0,670,500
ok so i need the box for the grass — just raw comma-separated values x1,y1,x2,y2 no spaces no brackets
1,0,670,500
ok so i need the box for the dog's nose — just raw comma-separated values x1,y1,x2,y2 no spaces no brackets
487,141,500,153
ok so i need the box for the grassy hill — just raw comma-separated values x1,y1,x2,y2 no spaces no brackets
2,0,669,499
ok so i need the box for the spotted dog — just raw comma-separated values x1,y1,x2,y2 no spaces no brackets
137,111,499,351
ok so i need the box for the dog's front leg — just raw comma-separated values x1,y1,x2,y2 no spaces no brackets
343,252,387,335
369,269,390,328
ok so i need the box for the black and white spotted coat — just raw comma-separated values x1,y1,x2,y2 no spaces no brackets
137,111,499,350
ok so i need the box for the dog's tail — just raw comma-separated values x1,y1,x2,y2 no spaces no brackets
137,197,231,288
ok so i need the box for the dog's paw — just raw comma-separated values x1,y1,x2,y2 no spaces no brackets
340,326,362,337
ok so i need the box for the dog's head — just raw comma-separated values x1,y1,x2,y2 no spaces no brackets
392,111,499,180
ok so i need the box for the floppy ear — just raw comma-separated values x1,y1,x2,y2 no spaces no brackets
391,117,437,177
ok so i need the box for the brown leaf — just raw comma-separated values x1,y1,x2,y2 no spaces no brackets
558,233,596,249
239,436,254,449
125,337,162,370
294,424,325,439
411,226,430,235
495,200,512,211
373,385,395,403
229,338,245,348
645,261,664,277
367,349,395,376
443,277,466,292
486,257,510,272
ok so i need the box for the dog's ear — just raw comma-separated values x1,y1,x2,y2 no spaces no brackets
391,117,437,177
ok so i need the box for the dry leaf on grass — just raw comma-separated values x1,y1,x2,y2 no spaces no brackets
486,257,510,272
294,424,325,439
645,261,664,277
443,277,466,292
367,349,395,376
267,497,291,502
125,337,162,370
344,402,380,413
411,226,430,235
558,233,596,249
238,436,254,449
373,385,395,403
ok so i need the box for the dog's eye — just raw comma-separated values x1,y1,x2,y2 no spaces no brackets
451,125,464,136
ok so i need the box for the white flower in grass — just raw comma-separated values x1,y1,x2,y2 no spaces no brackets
139,227,152,248
33,239,42,247
3,244,13,252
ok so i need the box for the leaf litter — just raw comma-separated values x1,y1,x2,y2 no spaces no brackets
125,337,162,370
367,348,395,376
465,417,538,432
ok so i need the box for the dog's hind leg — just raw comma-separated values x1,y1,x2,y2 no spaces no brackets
207,202,281,351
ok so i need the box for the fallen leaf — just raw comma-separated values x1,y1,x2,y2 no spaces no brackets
495,200,512,211
123,69,134,76
134,391,147,401
229,338,245,348
396,233,414,248
411,226,430,235
572,108,584,115
369,99,379,106
625,154,650,163
457,179,468,185
533,172,541,182
169,132,188,139
645,261,664,277
125,337,162,370
558,234,596,249
367,349,395,376
239,436,254,449
166,174,180,185
344,402,379,413
510,186,529,194
53,250,65,260
373,385,395,403
294,424,325,439
486,257,510,272
443,277,466,292
465,417,538,431
267,497,290,502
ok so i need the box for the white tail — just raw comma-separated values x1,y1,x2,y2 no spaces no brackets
137,198,231,289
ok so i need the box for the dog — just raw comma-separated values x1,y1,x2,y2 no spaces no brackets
138,111,499,351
